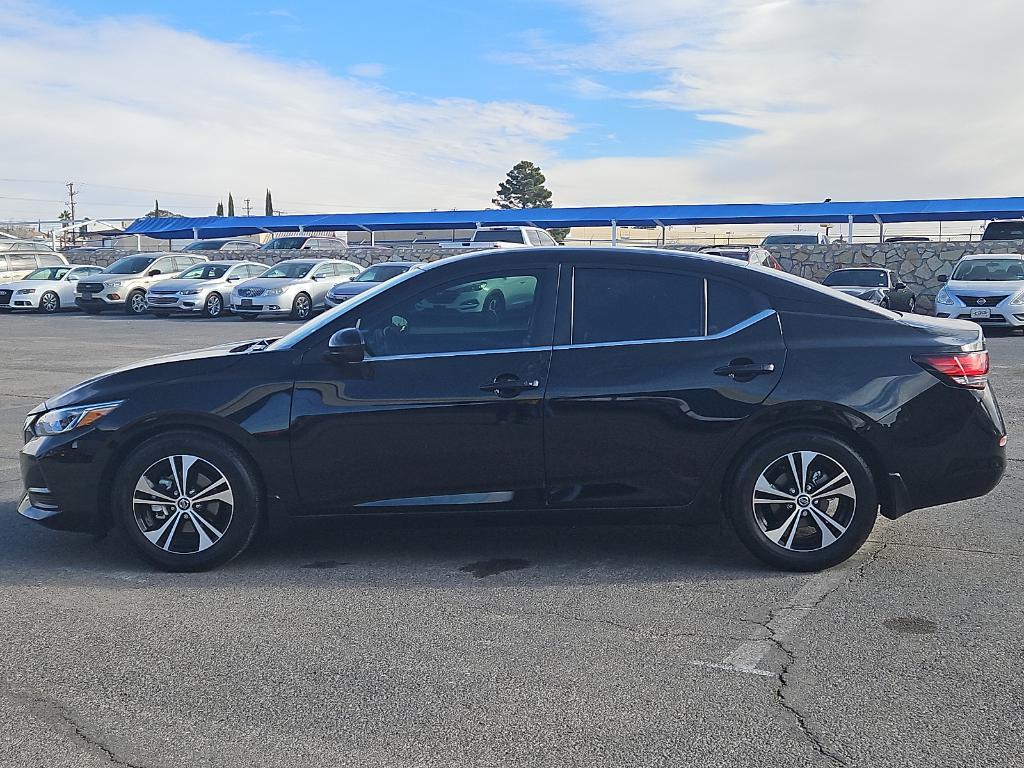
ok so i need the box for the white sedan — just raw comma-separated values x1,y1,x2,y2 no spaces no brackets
0,264,104,313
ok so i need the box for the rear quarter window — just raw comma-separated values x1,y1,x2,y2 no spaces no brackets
706,279,772,335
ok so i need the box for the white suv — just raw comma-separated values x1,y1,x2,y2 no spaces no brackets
934,253,1024,329
75,253,208,315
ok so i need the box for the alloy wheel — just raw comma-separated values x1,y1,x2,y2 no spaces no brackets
129,292,147,315
206,294,222,317
40,291,59,313
295,295,311,319
751,450,856,552
132,454,234,555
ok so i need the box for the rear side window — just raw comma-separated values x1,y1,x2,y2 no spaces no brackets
706,279,771,335
573,268,703,344
8,254,36,270
36,253,65,267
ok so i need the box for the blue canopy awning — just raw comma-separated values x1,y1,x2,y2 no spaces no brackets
124,196,1024,240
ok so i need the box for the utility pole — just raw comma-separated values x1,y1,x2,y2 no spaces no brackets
66,182,77,244
243,198,252,216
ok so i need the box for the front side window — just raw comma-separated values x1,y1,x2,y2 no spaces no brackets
358,270,550,356
572,268,703,344
259,261,314,279
312,265,336,279
103,255,156,274
25,267,71,281
180,264,230,280
260,237,308,251
354,264,411,282
36,253,65,267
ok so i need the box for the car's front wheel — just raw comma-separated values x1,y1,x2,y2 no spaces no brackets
113,432,262,571
290,292,312,320
203,292,224,318
125,290,147,316
39,291,61,314
728,430,877,571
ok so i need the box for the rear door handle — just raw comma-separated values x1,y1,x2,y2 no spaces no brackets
480,376,541,396
713,362,776,379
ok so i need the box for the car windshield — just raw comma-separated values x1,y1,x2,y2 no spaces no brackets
982,222,1024,240
24,267,71,280
762,234,817,245
179,264,230,280
258,261,314,279
353,264,412,282
472,230,525,244
102,255,157,274
951,258,1024,281
184,241,229,251
823,270,887,287
260,237,307,251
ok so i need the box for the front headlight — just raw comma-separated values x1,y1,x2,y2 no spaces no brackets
16,288,36,294
105,280,123,289
1009,289,1024,305
264,287,285,296
179,289,201,296
33,401,123,437
935,287,954,305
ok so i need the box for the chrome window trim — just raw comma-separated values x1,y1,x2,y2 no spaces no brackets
366,345,549,363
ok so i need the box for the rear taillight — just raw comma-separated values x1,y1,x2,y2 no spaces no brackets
913,350,989,389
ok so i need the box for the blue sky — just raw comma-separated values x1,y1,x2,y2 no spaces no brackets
53,0,731,161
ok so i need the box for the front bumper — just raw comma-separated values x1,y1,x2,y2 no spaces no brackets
76,295,124,310
935,305,1024,327
146,295,206,313
325,294,357,307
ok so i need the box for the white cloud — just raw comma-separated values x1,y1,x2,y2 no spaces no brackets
544,0,1024,206
0,3,572,220
347,62,386,79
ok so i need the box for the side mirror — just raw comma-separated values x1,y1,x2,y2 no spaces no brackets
937,274,948,283
148,269,161,276
326,328,365,363
894,281,907,290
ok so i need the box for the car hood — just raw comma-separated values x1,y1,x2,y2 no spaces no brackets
944,280,1024,295
329,281,377,296
149,278,215,292
0,279,56,290
39,339,274,412
234,277,307,291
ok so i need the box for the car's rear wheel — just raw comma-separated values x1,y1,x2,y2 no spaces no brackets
125,290,147,316
113,432,261,571
39,291,60,314
728,431,877,571
203,292,224,318
290,292,312,320
483,291,505,324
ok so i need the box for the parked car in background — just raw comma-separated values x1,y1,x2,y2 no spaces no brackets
146,261,266,318
182,239,259,253
934,253,1024,329
258,236,348,252
885,236,931,243
822,268,916,311
698,245,783,270
230,259,362,320
761,232,830,246
17,247,1005,572
325,261,424,307
0,240,68,282
75,253,207,315
0,265,103,314
980,221,1024,241
438,226,559,249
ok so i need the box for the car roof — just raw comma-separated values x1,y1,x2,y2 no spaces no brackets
828,267,888,272
959,252,1024,261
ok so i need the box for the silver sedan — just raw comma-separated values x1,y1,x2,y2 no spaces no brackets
229,259,363,320
146,261,267,318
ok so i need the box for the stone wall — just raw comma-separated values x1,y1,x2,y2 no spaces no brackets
67,239,1024,311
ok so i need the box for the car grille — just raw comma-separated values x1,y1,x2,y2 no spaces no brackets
238,287,265,297
0,289,11,306
148,289,179,295
956,294,1009,307
78,282,106,293
147,297,178,305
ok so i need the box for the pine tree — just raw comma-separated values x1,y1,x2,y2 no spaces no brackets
216,201,224,216
265,189,274,216
227,193,235,217
492,160,553,209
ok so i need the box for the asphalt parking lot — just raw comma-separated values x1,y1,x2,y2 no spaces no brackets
1,312,1022,768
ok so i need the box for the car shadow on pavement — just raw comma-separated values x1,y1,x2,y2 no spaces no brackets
0,501,778,587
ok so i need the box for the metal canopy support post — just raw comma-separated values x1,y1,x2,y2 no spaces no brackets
192,227,199,240
611,220,618,246
654,219,666,246
874,215,884,244
136,234,142,250
847,214,854,243
298,225,305,233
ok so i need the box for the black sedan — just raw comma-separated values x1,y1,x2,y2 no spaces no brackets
18,248,1005,572
822,267,917,311
325,261,423,307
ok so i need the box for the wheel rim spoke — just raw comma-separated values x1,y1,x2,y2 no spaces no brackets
754,475,796,502
142,509,183,549
134,476,176,504
807,506,847,547
763,507,802,547
811,471,855,501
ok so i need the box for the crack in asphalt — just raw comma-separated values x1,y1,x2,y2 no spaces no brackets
524,609,755,645
1,685,153,768
758,544,890,766
867,539,1022,559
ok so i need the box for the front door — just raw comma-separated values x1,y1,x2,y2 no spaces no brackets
544,266,787,508
289,265,557,512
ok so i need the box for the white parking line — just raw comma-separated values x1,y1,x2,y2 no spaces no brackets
694,549,873,676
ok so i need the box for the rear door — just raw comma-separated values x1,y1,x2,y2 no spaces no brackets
543,266,787,508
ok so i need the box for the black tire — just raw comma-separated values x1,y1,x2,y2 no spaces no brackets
113,432,262,572
202,292,224,318
880,298,890,310
39,291,60,314
290,292,312,321
728,430,878,571
482,291,505,324
125,290,148,316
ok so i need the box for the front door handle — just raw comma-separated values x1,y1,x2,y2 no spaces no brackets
480,375,541,397
713,361,776,381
